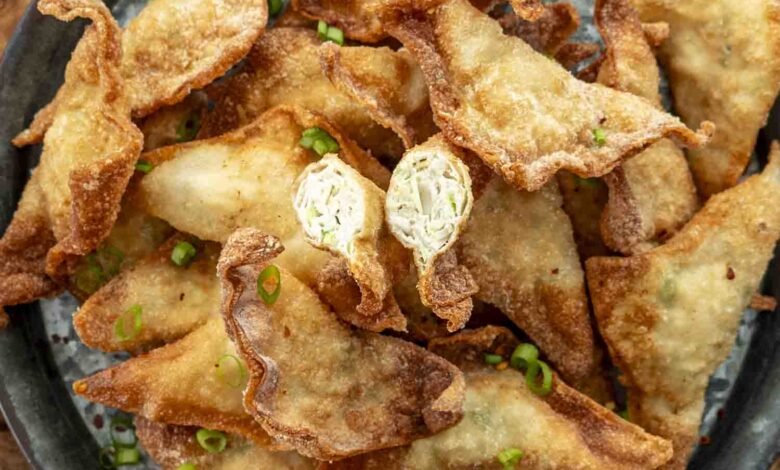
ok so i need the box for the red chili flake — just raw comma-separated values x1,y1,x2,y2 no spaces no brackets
726,267,735,280
700,436,711,445
93,415,104,430
284,326,291,338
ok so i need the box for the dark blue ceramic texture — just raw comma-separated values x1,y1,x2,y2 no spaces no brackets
0,1,778,469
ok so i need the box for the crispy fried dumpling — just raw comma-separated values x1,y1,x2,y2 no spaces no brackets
139,92,209,151
218,228,465,460
586,143,780,468
294,155,408,331
382,0,713,191
632,0,780,197
386,135,477,331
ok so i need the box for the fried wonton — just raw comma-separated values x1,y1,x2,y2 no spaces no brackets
497,1,580,57
557,173,612,259
73,235,220,353
586,143,780,468
14,0,267,146
385,135,478,331
74,315,274,445
331,327,672,469
199,27,409,160
218,228,465,460
0,0,143,317
139,106,387,287
632,0,780,197
593,0,698,255
136,419,314,470
382,0,713,191
139,92,209,152
319,42,437,150
294,155,409,331
456,177,595,383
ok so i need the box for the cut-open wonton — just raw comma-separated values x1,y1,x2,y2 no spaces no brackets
586,143,780,468
382,0,713,191
218,228,465,460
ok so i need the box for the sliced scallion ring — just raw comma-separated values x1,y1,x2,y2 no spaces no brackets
171,241,197,267
196,429,228,454
135,160,153,174
115,447,141,466
510,343,539,370
176,113,201,143
114,305,142,342
268,0,282,16
497,447,523,469
257,264,281,305
99,446,116,469
110,416,137,449
176,464,197,470
215,354,248,389
484,353,503,365
525,359,553,396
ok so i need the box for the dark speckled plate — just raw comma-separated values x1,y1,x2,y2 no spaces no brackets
0,1,779,469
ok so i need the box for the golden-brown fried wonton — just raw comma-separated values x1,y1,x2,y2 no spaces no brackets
331,327,672,470
74,315,274,446
594,0,698,255
632,0,780,197
139,92,209,151
456,177,595,383
199,27,409,159
139,106,387,287
382,0,713,191
586,143,780,468
319,42,437,150
73,235,220,353
557,172,612,259
218,228,465,460
136,418,314,470
14,0,267,146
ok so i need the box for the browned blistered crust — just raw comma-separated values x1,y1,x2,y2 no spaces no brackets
498,1,580,56
418,248,478,332
217,228,465,460
381,0,713,192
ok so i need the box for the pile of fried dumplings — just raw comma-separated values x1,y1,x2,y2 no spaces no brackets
2,0,780,468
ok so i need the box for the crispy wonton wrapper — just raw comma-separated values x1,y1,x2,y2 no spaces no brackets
497,1,583,60
199,27,410,160
0,0,143,319
557,173,612,259
14,0,267,146
139,92,209,152
74,315,276,446
385,135,478,331
586,143,780,469
139,106,388,287
632,0,780,197
218,228,465,460
136,418,314,470
294,155,409,331
73,235,220,353
382,0,713,191
330,327,672,469
456,176,596,383
594,0,698,255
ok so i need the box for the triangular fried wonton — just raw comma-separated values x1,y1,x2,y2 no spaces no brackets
218,228,465,460
586,143,780,468
594,0,698,255
0,0,143,316
74,315,275,446
382,0,713,191
331,327,672,469
632,0,780,197
14,0,268,146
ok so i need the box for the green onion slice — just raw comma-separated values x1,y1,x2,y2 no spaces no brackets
115,447,141,466
268,0,283,16
135,160,153,174
510,343,539,370
99,446,116,469
619,409,631,421
171,241,197,267
257,264,282,305
317,20,329,40
484,353,503,365
525,359,553,396
97,245,125,277
110,416,137,449
326,26,345,45
114,305,142,342
592,127,607,147
215,354,248,389
497,447,524,469
196,429,228,454
176,113,201,143
176,464,197,470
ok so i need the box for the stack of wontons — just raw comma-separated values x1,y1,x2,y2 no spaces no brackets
3,0,780,468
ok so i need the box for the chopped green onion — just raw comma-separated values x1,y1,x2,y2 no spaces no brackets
325,26,345,45
510,343,539,370
114,305,142,342
322,231,336,245
317,20,329,40
525,359,553,396
176,464,197,470
300,127,339,156
196,429,227,454
497,448,524,469
312,139,330,156
484,353,503,365
75,262,106,294
257,264,282,305
135,160,153,173
592,127,607,147
268,0,283,16
97,245,125,277
215,354,248,389
176,113,201,142
171,241,197,267
110,416,137,449
99,446,116,469
115,447,141,466
573,175,599,189
619,409,631,421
